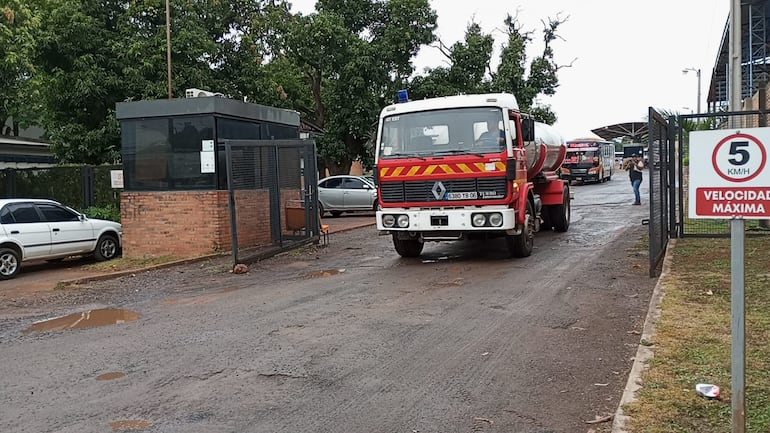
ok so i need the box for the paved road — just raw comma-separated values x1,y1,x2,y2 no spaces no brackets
0,175,654,433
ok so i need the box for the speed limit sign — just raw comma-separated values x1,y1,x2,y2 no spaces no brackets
689,128,770,219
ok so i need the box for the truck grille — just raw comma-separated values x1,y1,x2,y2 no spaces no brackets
380,177,508,203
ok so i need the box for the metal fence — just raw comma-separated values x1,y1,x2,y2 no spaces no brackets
0,165,122,211
648,108,675,277
677,110,770,237
220,139,319,265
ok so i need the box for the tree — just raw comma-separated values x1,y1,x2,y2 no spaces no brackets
411,12,569,124
32,0,135,163
0,0,40,135
274,0,438,175
33,0,283,164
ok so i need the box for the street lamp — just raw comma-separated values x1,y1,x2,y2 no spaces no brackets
682,67,701,113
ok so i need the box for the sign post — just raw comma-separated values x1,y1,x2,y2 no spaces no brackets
690,127,770,432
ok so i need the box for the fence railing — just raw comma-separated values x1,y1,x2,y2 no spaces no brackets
0,165,122,212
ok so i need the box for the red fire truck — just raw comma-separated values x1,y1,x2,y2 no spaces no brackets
373,92,570,258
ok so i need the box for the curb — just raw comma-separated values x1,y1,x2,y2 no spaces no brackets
611,238,676,432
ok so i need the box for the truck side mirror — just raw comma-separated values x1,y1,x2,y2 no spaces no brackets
521,118,535,142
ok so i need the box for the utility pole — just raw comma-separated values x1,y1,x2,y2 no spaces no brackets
728,1,745,432
166,0,172,99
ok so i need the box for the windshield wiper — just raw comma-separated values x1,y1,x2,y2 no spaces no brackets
434,149,486,157
389,152,426,160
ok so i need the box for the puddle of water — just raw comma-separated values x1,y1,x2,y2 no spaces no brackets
308,268,346,277
96,371,126,381
25,308,139,333
109,419,152,430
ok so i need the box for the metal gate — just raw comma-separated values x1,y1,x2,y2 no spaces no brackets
220,138,319,265
647,108,675,277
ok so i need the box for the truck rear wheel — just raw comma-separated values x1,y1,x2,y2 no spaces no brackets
506,200,534,258
393,234,424,257
549,185,571,232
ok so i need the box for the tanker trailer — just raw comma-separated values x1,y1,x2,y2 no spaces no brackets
374,92,571,258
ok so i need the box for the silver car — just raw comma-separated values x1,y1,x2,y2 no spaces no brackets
317,175,378,217
0,198,123,279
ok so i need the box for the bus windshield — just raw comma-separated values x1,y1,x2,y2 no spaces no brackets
564,148,599,164
379,107,508,158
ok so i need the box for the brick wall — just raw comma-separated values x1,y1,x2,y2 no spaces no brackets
121,189,304,259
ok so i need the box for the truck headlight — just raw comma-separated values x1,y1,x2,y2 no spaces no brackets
382,214,396,228
472,213,487,227
397,214,410,228
488,212,503,227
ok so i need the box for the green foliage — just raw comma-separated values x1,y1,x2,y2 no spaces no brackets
7,0,567,173
0,0,41,132
81,204,121,222
411,12,567,124
277,0,438,175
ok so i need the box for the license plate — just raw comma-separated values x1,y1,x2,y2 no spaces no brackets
446,191,477,200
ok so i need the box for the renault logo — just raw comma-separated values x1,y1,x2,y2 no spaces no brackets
432,181,446,200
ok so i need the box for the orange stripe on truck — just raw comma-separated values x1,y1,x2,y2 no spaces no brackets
379,162,506,178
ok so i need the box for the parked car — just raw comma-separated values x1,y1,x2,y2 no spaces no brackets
361,174,375,185
0,198,123,280
317,175,378,217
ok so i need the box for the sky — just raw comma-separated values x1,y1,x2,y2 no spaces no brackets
289,0,730,141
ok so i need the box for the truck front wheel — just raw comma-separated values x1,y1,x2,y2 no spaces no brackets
507,200,534,258
393,234,424,257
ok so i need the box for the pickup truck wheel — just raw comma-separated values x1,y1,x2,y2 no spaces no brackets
0,247,21,280
507,200,534,258
393,235,423,257
549,185,571,232
94,234,119,261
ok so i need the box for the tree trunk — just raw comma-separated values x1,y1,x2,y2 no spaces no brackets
326,160,352,176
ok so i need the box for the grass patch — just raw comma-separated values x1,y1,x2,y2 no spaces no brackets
624,236,770,432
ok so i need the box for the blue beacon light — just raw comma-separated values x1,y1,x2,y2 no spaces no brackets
397,89,409,103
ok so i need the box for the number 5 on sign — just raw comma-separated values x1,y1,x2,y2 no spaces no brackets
689,128,770,219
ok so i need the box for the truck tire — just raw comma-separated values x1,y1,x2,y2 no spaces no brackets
393,234,423,257
506,200,534,258
549,185,571,232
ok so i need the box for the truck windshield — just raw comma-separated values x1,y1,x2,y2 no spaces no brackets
379,107,507,158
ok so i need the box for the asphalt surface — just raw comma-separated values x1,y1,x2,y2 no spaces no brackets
0,173,658,433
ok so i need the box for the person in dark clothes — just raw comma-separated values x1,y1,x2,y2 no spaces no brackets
628,154,644,205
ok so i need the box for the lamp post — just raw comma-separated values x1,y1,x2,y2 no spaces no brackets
682,67,701,113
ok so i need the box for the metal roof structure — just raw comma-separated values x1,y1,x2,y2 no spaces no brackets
708,0,770,110
590,122,648,142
